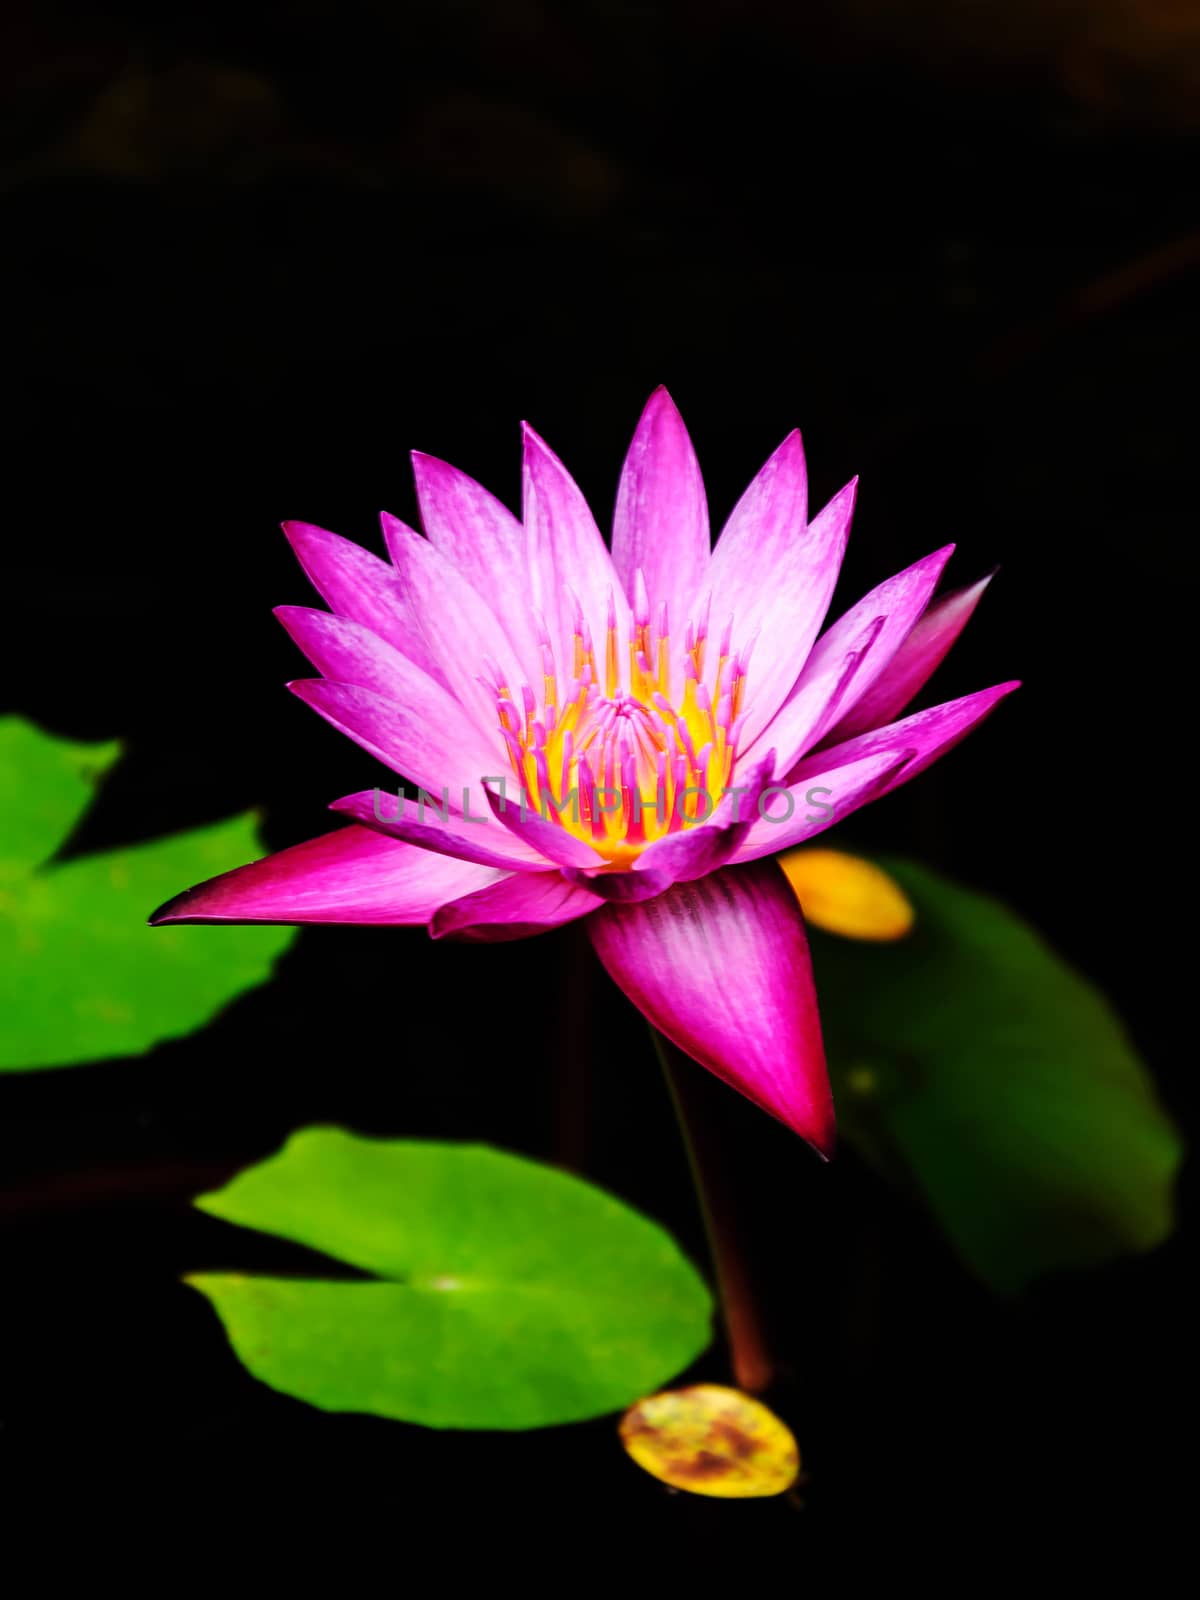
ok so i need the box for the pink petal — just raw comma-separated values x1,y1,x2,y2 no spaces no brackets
710,450,856,749
823,571,996,742
276,607,498,786
380,512,525,743
732,749,916,862
522,422,628,686
786,679,1020,792
745,614,888,778
482,781,608,870
330,790,545,870
611,387,710,631
148,825,499,926
282,522,448,689
410,452,545,689
430,869,605,942
289,679,492,808
750,545,954,770
559,751,777,905
587,861,835,1153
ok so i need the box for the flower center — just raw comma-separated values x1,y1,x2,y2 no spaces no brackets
485,570,750,864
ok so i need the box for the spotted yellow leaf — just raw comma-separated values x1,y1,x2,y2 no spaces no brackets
620,1383,800,1498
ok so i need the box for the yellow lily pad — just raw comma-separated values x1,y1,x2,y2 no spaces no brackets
619,1383,800,1498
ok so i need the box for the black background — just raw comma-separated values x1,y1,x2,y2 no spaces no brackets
1,0,1195,1555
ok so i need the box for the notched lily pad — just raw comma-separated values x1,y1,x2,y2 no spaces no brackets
0,717,295,1071
189,1127,714,1430
814,856,1183,1293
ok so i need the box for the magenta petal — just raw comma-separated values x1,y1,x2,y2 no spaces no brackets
330,791,544,870
522,422,628,683
588,861,835,1153
289,678,489,807
753,545,955,769
711,462,857,749
824,571,996,742
276,607,498,786
430,870,605,942
612,387,710,629
410,452,545,689
632,747,777,881
733,749,915,862
746,614,888,777
482,782,608,869
148,825,499,926
282,522,447,689
380,512,525,743
786,679,1020,793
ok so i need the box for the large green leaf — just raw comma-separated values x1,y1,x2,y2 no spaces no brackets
0,717,295,1071
190,1127,714,1429
811,856,1183,1294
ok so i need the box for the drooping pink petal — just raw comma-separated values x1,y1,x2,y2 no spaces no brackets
709,449,856,749
430,869,605,942
148,825,499,926
823,571,996,742
289,679,490,806
410,452,545,690
330,791,545,870
611,387,710,630
276,607,498,784
750,545,955,770
380,513,526,744
482,781,608,869
522,422,628,685
282,522,448,690
732,749,915,862
587,860,835,1154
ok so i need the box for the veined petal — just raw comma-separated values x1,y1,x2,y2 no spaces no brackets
410,452,545,690
746,614,888,777
282,522,448,689
785,680,1021,793
710,457,856,749
733,749,915,862
823,572,996,742
148,825,499,926
631,748,777,884
753,545,954,768
612,387,710,629
289,679,490,807
587,861,835,1153
276,607,499,782
561,751,778,905
380,512,526,743
330,790,545,870
430,869,605,942
522,422,628,684
483,781,609,870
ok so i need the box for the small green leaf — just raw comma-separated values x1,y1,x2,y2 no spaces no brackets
190,1127,714,1430
811,856,1183,1294
0,716,295,1071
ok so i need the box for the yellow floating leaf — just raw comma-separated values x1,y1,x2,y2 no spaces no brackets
780,848,915,941
619,1383,800,1499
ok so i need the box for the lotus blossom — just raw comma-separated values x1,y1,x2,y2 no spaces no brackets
151,390,1017,1153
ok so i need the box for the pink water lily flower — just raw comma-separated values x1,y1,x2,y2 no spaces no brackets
151,390,1017,1154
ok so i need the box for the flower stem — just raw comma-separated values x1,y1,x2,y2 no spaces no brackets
653,1030,774,1395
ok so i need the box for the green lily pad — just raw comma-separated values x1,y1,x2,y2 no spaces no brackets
812,856,1183,1294
189,1127,714,1430
0,716,295,1071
